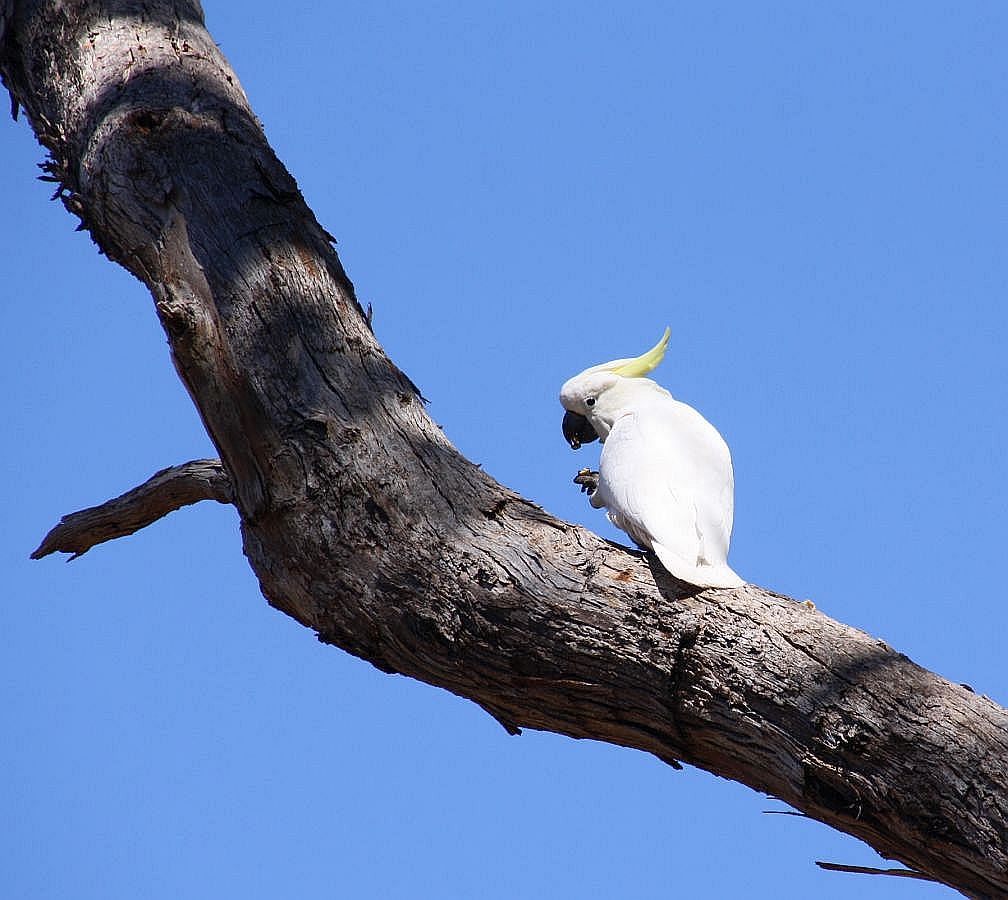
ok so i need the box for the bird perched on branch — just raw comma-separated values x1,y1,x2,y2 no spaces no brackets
559,328,743,589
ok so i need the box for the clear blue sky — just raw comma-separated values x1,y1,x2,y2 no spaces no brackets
3,3,1005,898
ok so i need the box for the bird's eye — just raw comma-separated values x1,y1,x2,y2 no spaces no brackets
585,397,596,407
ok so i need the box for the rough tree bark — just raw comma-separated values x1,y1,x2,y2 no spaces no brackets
3,2,1006,896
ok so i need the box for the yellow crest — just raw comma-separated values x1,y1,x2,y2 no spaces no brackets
604,327,671,378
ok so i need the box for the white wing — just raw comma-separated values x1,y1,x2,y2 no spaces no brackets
596,397,743,588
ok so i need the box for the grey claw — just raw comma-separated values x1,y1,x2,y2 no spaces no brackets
573,468,599,495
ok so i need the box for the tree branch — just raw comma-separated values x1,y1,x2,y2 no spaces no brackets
4,3,1007,896
816,861,938,882
31,459,232,560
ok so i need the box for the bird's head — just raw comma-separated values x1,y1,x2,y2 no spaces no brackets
559,327,670,448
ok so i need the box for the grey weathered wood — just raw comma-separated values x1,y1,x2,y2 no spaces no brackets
4,2,1007,896
31,459,232,560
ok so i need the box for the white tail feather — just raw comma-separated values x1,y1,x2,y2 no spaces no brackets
651,542,744,589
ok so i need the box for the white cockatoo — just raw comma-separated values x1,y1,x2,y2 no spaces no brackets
559,328,744,588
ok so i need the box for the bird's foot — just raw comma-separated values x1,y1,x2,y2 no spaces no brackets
573,468,599,495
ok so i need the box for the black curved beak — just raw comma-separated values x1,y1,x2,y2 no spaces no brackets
562,410,599,450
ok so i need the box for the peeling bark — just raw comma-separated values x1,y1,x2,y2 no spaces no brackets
4,2,1007,896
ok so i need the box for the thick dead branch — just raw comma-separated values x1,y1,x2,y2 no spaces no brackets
31,459,232,560
4,2,1008,896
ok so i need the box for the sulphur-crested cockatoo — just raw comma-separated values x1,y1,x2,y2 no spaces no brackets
559,328,744,588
